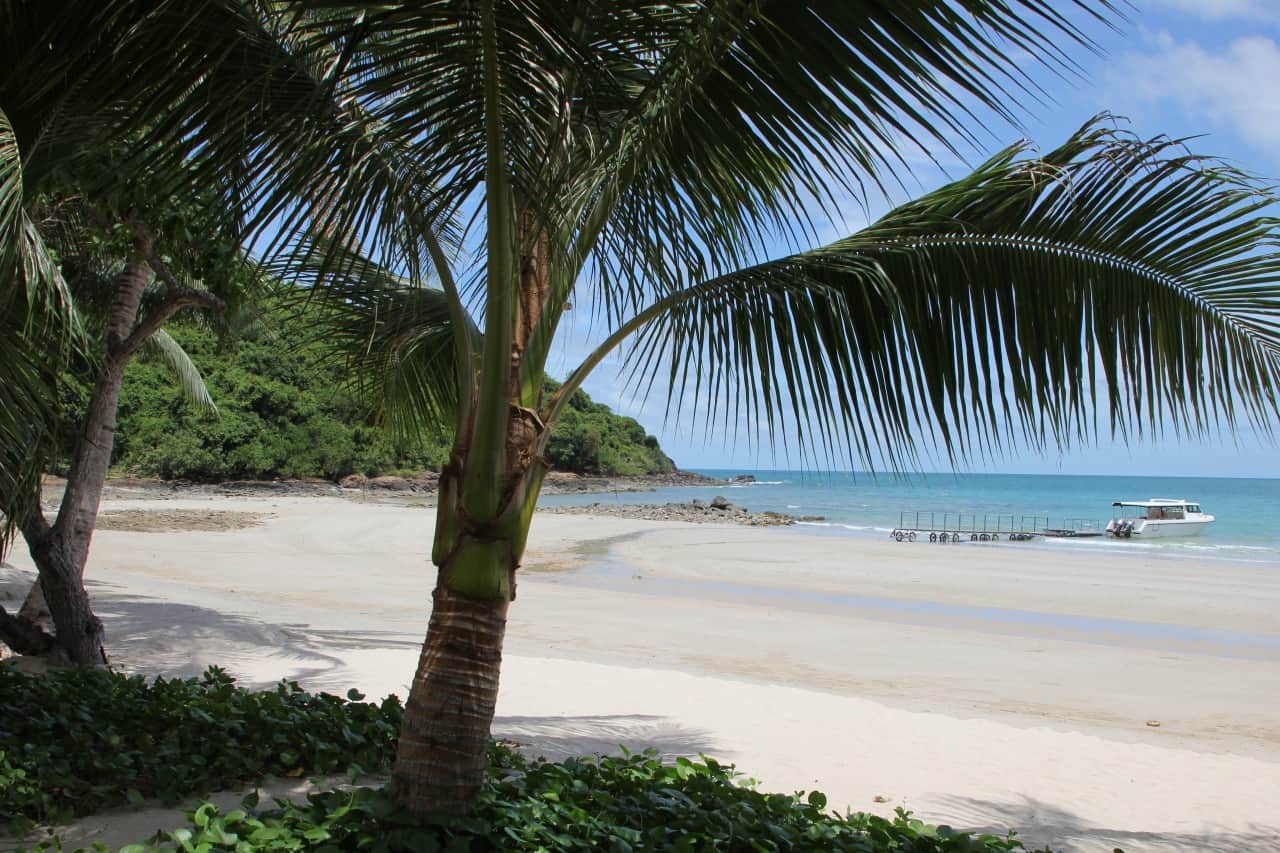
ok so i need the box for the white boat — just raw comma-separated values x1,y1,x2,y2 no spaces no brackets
1106,499,1215,539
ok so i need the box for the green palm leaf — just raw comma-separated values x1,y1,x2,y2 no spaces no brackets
561,0,1120,315
272,238,468,444
0,106,78,553
143,329,218,417
589,120,1280,468
43,2,1122,287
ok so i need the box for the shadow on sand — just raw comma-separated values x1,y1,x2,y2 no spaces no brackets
91,583,419,690
493,714,719,764
928,793,1280,853
89,586,722,768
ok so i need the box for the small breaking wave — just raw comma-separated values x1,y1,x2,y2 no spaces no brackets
1178,543,1272,552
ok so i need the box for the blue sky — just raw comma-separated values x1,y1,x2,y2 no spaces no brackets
545,1,1280,479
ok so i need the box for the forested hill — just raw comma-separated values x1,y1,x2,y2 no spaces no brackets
91,310,676,481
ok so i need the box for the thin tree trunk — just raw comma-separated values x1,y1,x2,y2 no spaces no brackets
17,565,48,624
394,583,509,813
14,341,130,665
18,515,102,664
16,346,129,637
59,258,151,572
55,357,129,573
13,258,149,664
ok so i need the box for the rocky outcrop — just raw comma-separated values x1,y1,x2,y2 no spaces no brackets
540,498,805,527
541,470,724,494
353,473,441,492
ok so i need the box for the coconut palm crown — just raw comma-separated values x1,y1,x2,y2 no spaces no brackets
6,0,1280,815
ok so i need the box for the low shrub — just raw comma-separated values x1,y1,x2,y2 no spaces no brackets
4,668,1053,851
136,745,1047,852
0,666,402,829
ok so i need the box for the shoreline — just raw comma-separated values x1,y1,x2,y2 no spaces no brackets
4,494,1279,851
53,475,1280,568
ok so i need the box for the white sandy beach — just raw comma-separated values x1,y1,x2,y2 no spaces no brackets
4,493,1279,852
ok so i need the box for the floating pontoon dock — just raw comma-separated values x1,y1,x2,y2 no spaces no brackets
890,510,1106,543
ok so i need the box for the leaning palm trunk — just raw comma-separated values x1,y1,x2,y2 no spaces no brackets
18,515,103,663
20,356,136,661
9,369,124,663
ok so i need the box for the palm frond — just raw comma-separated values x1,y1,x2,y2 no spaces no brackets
0,107,76,328
0,105,77,553
570,0,1126,322
606,120,1280,467
0,330,60,558
271,238,468,444
143,329,218,417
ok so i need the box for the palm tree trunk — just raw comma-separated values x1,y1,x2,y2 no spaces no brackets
19,514,103,664
394,581,509,812
15,350,129,646
393,453,546,814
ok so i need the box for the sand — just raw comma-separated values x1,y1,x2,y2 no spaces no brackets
3,494,1278,852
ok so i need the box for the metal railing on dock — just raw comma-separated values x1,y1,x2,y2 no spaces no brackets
890,510,1104,543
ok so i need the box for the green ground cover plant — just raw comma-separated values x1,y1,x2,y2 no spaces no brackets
0,666,402,830
3,667,1053,852
101,747,1049,852
161,746,1044,852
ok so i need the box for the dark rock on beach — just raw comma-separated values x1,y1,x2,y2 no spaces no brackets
541,499,798,527
540,470,725,494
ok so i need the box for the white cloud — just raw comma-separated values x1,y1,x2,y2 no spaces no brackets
1113,32,1280,153
1144,0,1278,22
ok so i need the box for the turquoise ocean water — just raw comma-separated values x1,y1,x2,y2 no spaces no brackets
540,470,1280,565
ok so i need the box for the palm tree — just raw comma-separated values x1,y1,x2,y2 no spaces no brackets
0,168,245,663
11,0,1280,816
0,10,253,661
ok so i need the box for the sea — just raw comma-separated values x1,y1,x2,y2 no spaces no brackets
539,470,1280,565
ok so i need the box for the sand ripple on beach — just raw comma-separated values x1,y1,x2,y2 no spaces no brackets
96,509,270,532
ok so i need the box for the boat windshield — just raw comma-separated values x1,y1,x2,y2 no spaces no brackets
1111,501,1205,519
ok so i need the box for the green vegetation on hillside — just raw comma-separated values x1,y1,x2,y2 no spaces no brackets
110,311,441,481
544,379,674,478
56,304,674,481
